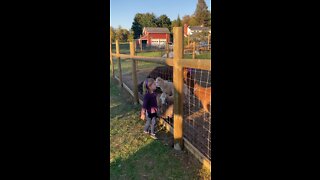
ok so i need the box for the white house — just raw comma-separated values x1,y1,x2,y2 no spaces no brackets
184,24,211,37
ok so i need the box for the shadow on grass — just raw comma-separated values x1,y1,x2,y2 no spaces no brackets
110,139,200,180
109,76,211,180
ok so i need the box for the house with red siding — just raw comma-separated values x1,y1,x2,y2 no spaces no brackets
136,27,171,48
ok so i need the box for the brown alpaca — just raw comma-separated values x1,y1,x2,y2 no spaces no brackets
183,67,189,82
193,81,211,113
183,68,195,94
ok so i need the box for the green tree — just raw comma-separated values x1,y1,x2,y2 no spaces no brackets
128,30,134,42
115,26,130,42
156,14,172,29
110,26,116,42
131,13,157,39
193,0,211,26
131,15,143,39
189,16,199,26
176,14,182,27
182,15,191,26
172,14,182,28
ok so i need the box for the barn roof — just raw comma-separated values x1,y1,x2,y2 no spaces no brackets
143,27,170,33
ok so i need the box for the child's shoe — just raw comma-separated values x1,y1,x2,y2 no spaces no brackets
150,133,158,140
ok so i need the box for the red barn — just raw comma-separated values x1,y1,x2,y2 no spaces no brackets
136,27,171,48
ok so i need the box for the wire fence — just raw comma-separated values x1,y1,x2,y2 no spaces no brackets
111,27,212,169
112,58,212,161
183,68,211,160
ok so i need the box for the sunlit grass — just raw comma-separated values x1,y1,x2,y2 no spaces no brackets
136,51,164,57
109,78,211,179
111,58,159,74
184,53,211,59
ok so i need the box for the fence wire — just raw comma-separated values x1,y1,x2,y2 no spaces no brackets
111,51,212,161
183,68,212,160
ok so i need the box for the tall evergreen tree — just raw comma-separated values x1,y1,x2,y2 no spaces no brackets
131,13,144,39
194,0,211,26
176,14,182,27
156,15,172,29
172,14,182,28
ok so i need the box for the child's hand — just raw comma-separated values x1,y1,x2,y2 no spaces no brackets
140,113,146,120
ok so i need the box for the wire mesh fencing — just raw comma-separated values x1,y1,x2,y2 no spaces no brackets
111,43,131,54
183,68,212,160
110,37,212,162
135,60,174,126
112,57,212,161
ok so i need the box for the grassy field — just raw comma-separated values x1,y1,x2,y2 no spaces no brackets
136,51,165,57
184,53,211,59
110,78,211,179
111,44,211,79
111,59,159,74
111,43,211,59
136,51,211,59
111,43,130,54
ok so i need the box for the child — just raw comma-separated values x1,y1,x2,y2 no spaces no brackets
140,78,158,139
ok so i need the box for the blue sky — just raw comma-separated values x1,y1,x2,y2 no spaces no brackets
110,0,211,30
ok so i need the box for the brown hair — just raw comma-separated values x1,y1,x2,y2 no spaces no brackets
142,78,155,95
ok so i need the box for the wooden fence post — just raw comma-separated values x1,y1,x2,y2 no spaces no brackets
110,31,114,78
208,34,210,50
140,39,142,52
116,40,123,87
130,42,139,104
166,42,170,58
192,42,196,59
173,27,184,151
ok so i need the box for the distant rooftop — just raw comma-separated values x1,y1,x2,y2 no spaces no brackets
143,27,170,33
189,26,210,31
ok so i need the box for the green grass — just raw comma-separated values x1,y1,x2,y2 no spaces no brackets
111,43,130,54
111,59,159,74
111,42,211,59
110,78,211,180
184,53,211,59
111,59,132,74
136,51,164,57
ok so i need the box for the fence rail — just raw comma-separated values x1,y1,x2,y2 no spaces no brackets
110,27,212,171
111,54,211,71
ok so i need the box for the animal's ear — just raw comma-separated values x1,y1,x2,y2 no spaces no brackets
207,104,211,112
194,80,198,85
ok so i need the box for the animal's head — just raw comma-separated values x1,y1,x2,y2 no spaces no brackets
183,68,193,80
160,93,167,104
183,68,189,81
155,77,164,87
193,80,200,92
